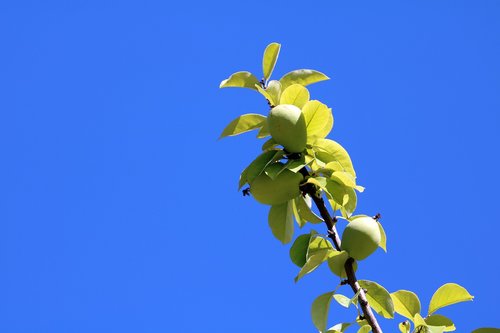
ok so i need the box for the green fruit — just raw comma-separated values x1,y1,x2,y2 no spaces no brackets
290,234,311,268
341,217,381,261
250,163,303,205
268,104,307,153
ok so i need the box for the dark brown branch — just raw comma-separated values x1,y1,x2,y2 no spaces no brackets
300,172,383,333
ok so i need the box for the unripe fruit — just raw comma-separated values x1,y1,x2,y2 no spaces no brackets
341,217,381,261
250,163,303,205
268,104,307,153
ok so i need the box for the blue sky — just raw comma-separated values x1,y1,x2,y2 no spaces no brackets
0,1,499,332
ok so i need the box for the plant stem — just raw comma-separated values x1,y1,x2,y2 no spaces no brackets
303,186,383,333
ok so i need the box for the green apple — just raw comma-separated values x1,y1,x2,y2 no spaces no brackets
341,216,381,261
267,104,307,153
250,163,303,205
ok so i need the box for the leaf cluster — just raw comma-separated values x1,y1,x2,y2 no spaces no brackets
219,43,497,333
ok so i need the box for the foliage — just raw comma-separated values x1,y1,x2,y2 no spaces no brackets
219,43,496,333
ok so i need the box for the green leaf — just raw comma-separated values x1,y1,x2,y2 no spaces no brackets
256,85,275,105
292,198,307,228
302,100,334,140
472,329,500,333
220,71,260,90
326,179,357,217
330,171,357,188
356,318,369,327
307,235,333,258
289,233,312,267
285,155,309,173
262,42,281,81
327,323,352,333
358,280,394,318
280,69,330,90
306,177,333,199
399,321,411,333
313,138,356,177
268,201,294,244
279,84,310,108
357,325,371,333
333,294,351,308
327,250,357,278
219,114,266,139
428,283,474,315
415,325,447,333
257,122,270,138
311,291,335,332
266,80,282,106
295,195,323,224
261,138,278,151
414,313,427,327
376,221,387,252
391,290,421,321
239,150,284,189
264,162,283,180
425,314,455,332
295,248,331,282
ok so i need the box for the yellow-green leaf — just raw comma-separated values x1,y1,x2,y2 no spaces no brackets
268,201,294,244
391,290,421,321
220,71,260,90
333,294,351,308
266,80,282,106
280,69,330,90
255,84,275,105
428,283,474,315
327,323,351,333
289,233,312,267
330,171,357,188
358,280,394,318
257,122,270,138
292,196,307,228
219,114,266,139
425,314,455,332
261,138,277,151
472,329,500,333
262,42,281,81
326,179,357,217
240,150,284,189
306,177,333,199
279,84,310,108
311,291,335,332
357,325,371,333
414,313,427,326
295,249,331,282
302,100,333,140
307,235,333,258
327,250,357,278
313,138,356,177
295,195,323,224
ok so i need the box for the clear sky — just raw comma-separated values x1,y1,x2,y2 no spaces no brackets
0,1,499,332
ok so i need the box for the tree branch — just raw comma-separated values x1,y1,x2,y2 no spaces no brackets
301,177,383,333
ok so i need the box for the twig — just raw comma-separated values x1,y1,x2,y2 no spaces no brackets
300,170,383,333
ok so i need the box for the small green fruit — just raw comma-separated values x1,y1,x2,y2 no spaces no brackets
268,104,307,153
341,217,381,261
250,163,303,205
